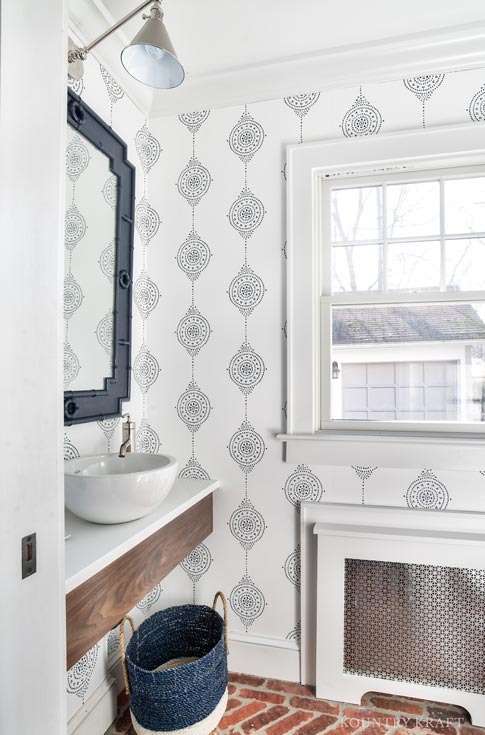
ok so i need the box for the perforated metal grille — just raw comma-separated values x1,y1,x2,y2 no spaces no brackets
343,559,485,693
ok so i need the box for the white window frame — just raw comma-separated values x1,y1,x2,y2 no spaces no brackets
278,124,485,469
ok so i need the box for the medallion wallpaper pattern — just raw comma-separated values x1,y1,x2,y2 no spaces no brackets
64,61,485,724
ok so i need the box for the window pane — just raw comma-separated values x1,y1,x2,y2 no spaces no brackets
332,244,381,293
331,186,382,242
330,303,485,422
387,240,441,292
445,177,485,234
387,181,440,238
446,238,485,291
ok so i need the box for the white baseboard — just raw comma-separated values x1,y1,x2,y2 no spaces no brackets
67,676,117,735
108,653,126,694
228,632,300,682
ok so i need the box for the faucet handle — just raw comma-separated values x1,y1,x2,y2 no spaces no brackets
122,413,136,431
121,413,136,432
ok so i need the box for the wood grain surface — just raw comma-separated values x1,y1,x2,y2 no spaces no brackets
66,493,213,669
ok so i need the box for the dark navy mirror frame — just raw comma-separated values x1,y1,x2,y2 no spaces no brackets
64,89,135,425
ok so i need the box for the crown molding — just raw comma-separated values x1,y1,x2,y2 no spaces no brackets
68,1,485,119
150,20,485,118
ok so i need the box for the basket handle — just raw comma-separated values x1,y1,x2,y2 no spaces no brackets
212,591,229,655
119,615,136,696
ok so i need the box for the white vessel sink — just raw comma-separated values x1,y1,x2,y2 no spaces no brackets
64,453,178,524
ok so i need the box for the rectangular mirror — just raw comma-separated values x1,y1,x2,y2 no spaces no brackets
64,89,135,425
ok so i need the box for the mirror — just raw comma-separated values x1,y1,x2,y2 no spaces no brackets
64,89,135,425
65,128,117,390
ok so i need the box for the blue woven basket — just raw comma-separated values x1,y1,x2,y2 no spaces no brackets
119,591,229,735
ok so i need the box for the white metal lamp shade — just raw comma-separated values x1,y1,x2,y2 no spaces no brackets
121,12,184,89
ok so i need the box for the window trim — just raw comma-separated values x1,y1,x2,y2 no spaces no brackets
279,124,485,468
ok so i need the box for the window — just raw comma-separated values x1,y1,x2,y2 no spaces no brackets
282,126,485,468
323,170,485,428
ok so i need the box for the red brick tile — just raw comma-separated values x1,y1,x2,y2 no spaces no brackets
266,680,316,698
294,713,338,735
359,726,388,735
425,699,467,708
397,717,420,730
229,672,266,687
239,688,286,705
113,706,133,733
219,700,266,730
325,721,362,735
400,694,432,707
397,716,457,735
228,684,237,695
427,706,468,724
226,698,242,711
367,691,408,700
266,710,313,735
365,692,428,707
342,708,400,727
368,696,424,715
426,724,457,735
290,697,339,716
117,689,129,708
241,705,290,733
461,727,485,735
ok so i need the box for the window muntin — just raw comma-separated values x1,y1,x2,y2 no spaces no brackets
330,172,485,296
322,168,485,428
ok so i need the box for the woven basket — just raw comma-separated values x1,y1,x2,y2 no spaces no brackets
119,592,229,735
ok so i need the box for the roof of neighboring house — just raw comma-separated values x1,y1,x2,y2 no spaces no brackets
333,304,485,345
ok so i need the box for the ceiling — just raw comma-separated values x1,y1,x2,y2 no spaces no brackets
68,0,485,117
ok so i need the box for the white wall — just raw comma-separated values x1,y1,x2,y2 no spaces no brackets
0,1,66,732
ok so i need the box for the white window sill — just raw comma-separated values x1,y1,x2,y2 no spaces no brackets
276,431,485,470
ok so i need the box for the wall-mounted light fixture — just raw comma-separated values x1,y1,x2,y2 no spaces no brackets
68,0,184,89
332,361,340,380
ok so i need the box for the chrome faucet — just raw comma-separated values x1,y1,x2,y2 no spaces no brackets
119,413,136,457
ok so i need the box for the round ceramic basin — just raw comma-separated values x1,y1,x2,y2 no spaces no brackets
64,453,178,524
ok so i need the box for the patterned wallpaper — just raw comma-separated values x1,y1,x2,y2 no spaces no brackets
146,66,485,646
64,62,152,721
63,62,485,722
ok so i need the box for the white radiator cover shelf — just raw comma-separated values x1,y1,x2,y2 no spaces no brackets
310,506,485,726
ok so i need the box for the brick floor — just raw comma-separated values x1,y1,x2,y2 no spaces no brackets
105,673,475,735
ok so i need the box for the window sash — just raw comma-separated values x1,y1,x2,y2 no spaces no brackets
320,297,485,432
320,165,485,432
324,168,485,299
